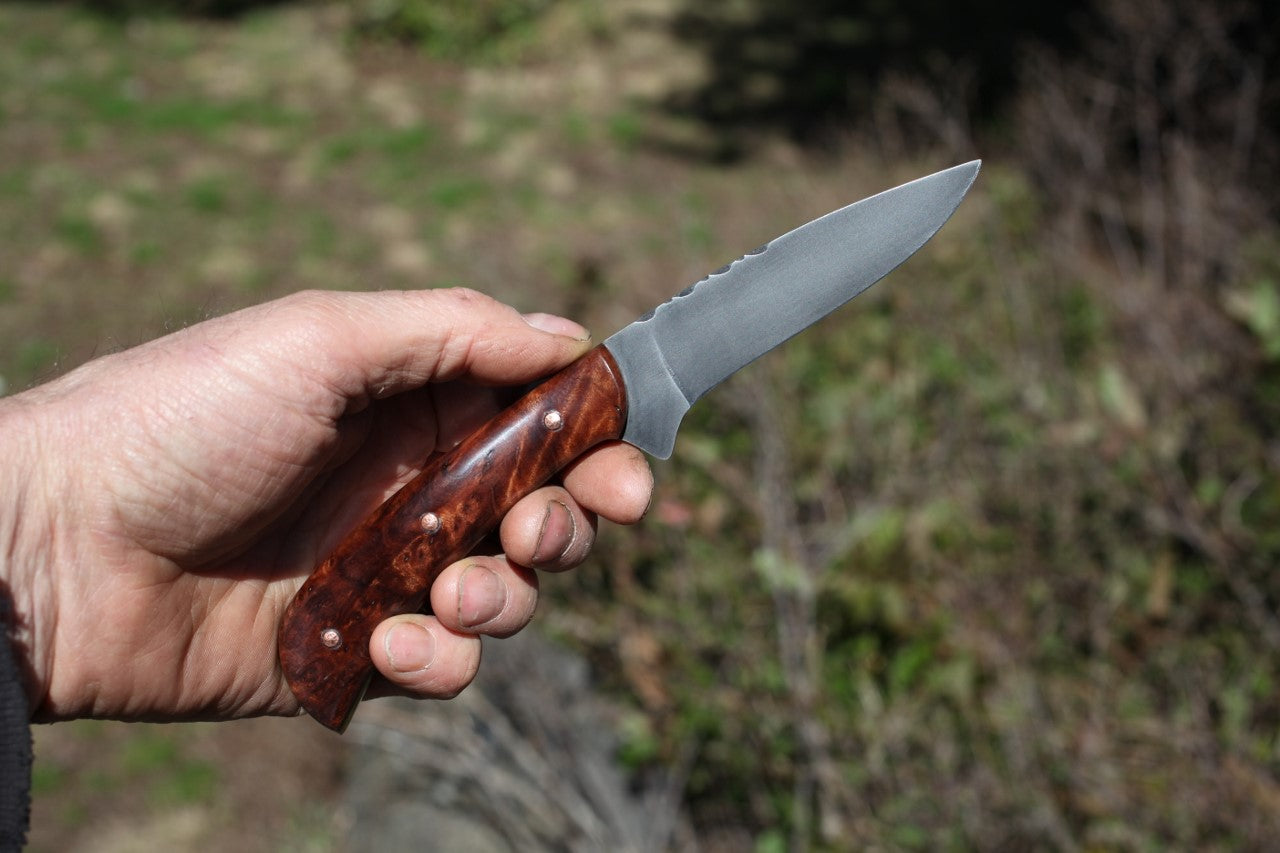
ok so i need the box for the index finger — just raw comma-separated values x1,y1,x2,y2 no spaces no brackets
562,440,653,525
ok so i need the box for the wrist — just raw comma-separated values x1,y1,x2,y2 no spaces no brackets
0,393,61,717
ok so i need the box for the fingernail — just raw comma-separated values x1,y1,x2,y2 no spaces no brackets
458,564,507,628
532,499,576,565
523,312,592,341
384,622,437,673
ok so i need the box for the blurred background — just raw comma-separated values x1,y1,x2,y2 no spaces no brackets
3,0,1279,849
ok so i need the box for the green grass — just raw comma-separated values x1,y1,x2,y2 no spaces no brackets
54,214,102,254
183,176,229,213
607,107,645,150
16,338,61,381
30,764,68,797
428,175,489,210
64,84,306,138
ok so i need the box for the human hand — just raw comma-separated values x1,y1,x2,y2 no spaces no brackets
0,289,652,722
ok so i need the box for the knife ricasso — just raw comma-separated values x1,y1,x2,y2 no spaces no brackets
603,323,690,460
278,345,629,731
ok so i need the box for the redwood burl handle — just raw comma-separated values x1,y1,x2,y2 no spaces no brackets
278,346,628,731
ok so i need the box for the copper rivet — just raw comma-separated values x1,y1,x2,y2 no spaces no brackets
320,628,342,650
420,511,441,534
542,409,564,431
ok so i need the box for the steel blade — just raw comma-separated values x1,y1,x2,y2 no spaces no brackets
604,160,980,458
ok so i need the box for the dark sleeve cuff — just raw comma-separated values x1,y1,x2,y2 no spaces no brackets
0,591,31,849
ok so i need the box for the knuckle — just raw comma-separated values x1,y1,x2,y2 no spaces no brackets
434,286,499,314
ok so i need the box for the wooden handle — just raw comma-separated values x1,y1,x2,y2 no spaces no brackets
278,346,628,731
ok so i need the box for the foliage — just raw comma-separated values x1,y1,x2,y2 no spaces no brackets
565,1,1280,846
56,0,559,62
666,0,1084,148
60,0,294,17
348,0,554,60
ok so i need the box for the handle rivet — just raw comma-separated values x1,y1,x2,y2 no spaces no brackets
320,628,342,650
542,409,564,431
420,511,442,534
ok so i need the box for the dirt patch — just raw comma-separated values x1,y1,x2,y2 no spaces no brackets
29,715,347,852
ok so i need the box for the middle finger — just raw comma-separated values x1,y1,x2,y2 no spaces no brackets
430,554,539,637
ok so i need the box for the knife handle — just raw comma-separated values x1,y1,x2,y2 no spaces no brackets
278,345,627,731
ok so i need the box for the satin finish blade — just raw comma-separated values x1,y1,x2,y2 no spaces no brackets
604,160,980,458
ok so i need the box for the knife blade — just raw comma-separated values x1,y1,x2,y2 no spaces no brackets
278,160,981,731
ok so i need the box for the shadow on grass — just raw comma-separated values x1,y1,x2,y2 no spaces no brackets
53,0,296,19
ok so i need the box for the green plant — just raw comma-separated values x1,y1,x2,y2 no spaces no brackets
1226,279,1280,360
350,0,554,60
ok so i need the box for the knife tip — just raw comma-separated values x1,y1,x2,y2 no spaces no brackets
953,159,982,191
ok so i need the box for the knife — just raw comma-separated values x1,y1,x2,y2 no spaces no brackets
278,160,981,732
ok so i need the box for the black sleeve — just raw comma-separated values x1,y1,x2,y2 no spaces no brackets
0,591,31,850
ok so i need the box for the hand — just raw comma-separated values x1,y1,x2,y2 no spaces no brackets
0,289,653,722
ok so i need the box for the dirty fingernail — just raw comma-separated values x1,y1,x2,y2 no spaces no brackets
458,564,507,628
384,622,437,673
532,499,576,565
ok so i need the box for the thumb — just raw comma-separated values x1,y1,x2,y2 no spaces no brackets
520,311,594,341
231,288,595,403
